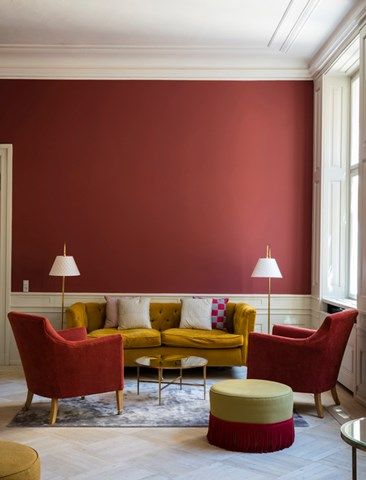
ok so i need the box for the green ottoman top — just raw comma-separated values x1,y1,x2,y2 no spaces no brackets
210,379,293,424
0,441,40,479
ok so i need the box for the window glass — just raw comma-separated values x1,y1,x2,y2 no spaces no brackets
350,76,360,167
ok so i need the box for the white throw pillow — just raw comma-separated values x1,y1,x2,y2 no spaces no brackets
179,298,212,330
118,297,151,330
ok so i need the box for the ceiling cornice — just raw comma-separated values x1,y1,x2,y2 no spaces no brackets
271,0,321,54
0,1,362,81
309,1,366,78
0,45,311,80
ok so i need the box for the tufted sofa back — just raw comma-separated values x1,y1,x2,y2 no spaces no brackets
150,303,181,331
67,301,237,333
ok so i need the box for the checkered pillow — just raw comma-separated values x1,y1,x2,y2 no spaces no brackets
211,298,229,330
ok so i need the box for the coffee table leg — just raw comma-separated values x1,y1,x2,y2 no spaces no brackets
352,446,357,480
158,367,162,406
180,367,183,390
137,366,140,395
203,365,207,400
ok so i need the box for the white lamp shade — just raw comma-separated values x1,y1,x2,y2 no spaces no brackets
251,257,282,278
49,256,80,277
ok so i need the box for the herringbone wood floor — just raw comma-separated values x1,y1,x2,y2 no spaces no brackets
1,366,366,479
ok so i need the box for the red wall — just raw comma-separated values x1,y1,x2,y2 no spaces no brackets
0,80,313,294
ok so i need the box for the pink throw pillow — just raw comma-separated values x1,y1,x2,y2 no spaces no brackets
211,298,229,330
104,296,119,328
193,296,229,330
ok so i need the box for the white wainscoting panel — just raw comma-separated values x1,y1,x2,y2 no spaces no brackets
356,327,366,406
340,325,357,392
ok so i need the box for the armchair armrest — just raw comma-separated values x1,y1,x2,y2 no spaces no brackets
272,324,315,338
247,332,326,391
66,303,88,330
57,326,87,341
55,334,124,398
233,303,256,364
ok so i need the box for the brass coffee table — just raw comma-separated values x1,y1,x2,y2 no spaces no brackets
341,417,366,479
135,355,208,405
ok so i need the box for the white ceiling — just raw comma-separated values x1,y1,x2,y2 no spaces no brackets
0,0,363,79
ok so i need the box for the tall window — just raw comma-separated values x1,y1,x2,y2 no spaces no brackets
349,74,359,299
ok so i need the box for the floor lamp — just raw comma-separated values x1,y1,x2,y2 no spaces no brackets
251,245,282,334
49,243,80,329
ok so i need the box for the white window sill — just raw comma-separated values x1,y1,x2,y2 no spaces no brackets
322,297,357,309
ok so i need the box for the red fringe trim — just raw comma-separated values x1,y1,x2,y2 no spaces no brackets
207,414,295,453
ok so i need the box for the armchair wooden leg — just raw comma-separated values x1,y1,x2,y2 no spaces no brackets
116,390,123,414
22,390,33,411
49,398,58,425
314,393,324,418
331,386,340,405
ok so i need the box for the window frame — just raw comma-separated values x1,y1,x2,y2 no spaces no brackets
347,71,360,300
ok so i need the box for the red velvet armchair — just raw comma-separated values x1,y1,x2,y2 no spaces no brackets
247,309,358,417
8,312,124,425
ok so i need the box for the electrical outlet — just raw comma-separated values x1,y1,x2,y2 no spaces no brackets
23,280,29,293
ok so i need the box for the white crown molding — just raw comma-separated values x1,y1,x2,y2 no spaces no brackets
268,0,296,48
280,0,320,54
309,1,366,78
0,45,311,80
268,0,320,54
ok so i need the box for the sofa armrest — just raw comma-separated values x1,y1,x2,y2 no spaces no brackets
272,324,315,338
66,303,88,330
233,303,256,364
58,326,87,341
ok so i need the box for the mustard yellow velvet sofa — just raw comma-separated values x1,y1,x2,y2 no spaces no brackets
66,301,256,367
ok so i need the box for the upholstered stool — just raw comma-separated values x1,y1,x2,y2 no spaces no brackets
207,379,294,453
0,441,40,479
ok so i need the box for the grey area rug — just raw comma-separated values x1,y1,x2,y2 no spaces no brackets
8,379,309,428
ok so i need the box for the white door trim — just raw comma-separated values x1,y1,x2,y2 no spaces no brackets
0,145,13,365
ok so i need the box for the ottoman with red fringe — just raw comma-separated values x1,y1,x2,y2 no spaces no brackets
207,379,294,453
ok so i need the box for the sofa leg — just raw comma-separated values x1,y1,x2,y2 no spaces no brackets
314,393,324,418
49,398,58,425
23,390,33,411
116,390,123,414
331,386,340,405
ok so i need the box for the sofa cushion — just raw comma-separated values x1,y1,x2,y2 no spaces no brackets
89,328,161,348
104,296,119,328
180,298,212,330
118,297,151,329
211,297,229,330
162,328,243,349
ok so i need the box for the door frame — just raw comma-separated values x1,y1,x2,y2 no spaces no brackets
0,145,12,365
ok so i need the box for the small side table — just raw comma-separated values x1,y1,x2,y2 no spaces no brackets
341,417,366,480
